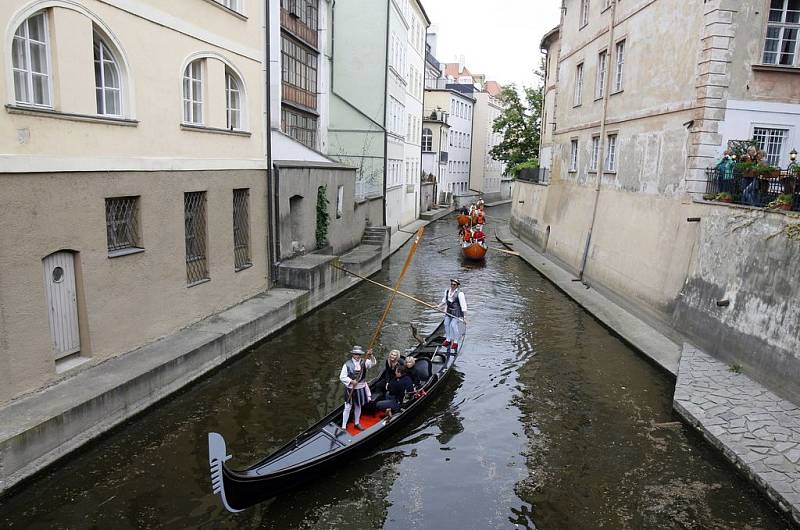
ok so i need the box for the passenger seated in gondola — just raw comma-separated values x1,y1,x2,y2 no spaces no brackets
472,225,486,245
375,365,414,418
404,356,421,388
462,227,473,245
371,350,401,403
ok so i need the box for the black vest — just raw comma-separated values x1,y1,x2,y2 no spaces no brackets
346,359,367,382
445,289,463,317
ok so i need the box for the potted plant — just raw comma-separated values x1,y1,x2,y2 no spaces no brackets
735,161,758,177
768,194,794,211
715,191,734,203
702,193,716,201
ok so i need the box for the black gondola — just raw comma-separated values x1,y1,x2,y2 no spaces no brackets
208,321,462,512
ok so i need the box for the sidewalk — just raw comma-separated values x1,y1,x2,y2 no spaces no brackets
496,223,800,525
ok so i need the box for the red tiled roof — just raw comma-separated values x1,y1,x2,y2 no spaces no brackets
484,80,503,97
443,63,472,79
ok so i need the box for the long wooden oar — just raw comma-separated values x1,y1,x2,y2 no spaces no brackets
367,226,425,350
331,263,465,323
489,246,520,256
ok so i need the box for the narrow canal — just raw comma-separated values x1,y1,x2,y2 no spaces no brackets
0,205,790,529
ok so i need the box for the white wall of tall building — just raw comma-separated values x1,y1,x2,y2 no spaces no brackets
718,100,800,168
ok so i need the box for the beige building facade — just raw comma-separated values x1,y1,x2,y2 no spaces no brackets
0,0,268,405
513,0,800,401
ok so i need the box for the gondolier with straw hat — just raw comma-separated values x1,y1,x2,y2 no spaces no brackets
339,345,376,431
438,279,467,353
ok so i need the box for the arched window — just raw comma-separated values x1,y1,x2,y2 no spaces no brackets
225,69,241,130
422,128,432,152
183,60,204,124
94,33,122,116
12,11,51,107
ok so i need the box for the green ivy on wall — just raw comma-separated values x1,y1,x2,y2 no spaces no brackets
316,185,330,249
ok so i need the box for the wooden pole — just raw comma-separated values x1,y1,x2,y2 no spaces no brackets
488,246,520,256
367,226,424,350
331,263,465,323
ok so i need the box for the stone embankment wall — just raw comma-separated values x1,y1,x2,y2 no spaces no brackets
511,179,800,404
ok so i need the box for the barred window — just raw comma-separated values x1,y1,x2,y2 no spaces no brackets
753,127,788,166
184,192,209,285
106,196,141,254
281,107,317,148
233,189,251,271
764,0,800,66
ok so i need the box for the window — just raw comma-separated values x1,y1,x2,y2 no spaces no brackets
12,12,51,107
226,70,242,130
569,139,578,172
184,192,209,285
336,185,344,219
580,0,590,27
105,196,141,254
93,34,122,116
281,107,317,148
574,63,584,105
590,136,600,170
183,60,203,124
422,128,433,153
220,0,241,13
606,134,617,171
233,189,251,271
281,35,318,109
753,127,788,165
281,0,319,29
764,0,800,66
596,50,607,99
614,40,625,92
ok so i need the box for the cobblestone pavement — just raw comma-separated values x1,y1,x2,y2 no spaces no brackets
674,344,800,525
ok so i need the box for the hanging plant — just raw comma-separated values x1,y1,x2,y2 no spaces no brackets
316,185,330,249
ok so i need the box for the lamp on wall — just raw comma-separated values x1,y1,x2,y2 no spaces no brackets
791,149,797,162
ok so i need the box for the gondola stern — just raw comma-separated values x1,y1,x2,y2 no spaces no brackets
208,432,244,513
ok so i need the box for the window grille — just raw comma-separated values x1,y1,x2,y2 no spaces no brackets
764,0,800,66
12,12,50,107
106,196,140,252
184,191,209,285
753,127,787,166
232,189,251,270
94,34,121,116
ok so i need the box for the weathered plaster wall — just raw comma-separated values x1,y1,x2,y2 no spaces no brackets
673,205,800,403
0,169,268,405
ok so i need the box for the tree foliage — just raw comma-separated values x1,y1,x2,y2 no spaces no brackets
315,185,330,249
490,83,543,176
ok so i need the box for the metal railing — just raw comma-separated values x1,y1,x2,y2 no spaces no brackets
704,167,799,211
105,196,140,252
516,167,550,184
233,189,251,271
184,191,209,285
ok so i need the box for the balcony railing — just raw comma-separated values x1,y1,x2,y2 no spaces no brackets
280,8,318,48
704,167,800,211
516,167,550,184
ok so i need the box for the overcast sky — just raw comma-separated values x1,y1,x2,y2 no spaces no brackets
422,0,562,88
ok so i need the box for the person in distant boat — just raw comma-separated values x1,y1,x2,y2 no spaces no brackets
472,225,486,245
437,279,467,353
339,346,376,431
462,226,473,244
460,204,469,215
473,208,485,226
375,365,414,418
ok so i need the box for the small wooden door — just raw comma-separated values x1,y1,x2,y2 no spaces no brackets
43,251,80,359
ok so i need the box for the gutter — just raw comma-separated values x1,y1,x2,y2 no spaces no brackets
264,0,277,284
382,0,390,227
578,0,617,281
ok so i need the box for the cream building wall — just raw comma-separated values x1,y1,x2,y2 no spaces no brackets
0,0,268,405
425,89,472,196
470,91,505,200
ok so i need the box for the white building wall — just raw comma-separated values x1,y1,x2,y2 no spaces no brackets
444,93,474,196
719,99,800,168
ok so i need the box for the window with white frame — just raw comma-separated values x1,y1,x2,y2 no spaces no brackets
225,69,242,130
183,60,203,124
580,0,590,27
606,133,617,171
574,63,584,105
569,139,578,172
613,40,625,92
220,0,242,12
753,127,788,165
763,0,800,66
388,97,405,137
93,33,122,116
590,136,600,170
12,11,51,107
596,50,607,99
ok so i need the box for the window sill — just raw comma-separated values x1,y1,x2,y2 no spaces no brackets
610,89,624,96
579,22,588,30
235,263,253,272
388,66,408,85
573,103,582,108
752,64,800,74
108,247,145,259
386,184,404,191
187,278,211,288
604,170,617,174
6,105,138,126
568,169,577,173
202,0,247,20
180,124,251,137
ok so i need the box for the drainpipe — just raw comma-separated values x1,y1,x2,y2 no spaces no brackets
382,0,390,227
264,0,277,284
578,0,617,281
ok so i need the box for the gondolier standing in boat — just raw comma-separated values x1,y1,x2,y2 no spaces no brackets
438,279,467,353
339,346,376,431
